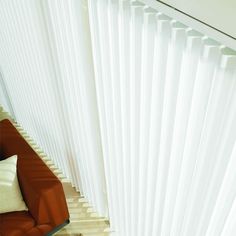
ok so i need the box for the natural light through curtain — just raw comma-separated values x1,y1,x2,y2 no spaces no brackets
88,0,236,235
0,0,108,217
0,0,236,236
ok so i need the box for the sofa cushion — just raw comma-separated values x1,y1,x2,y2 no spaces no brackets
0,155,28,214
0,211,35,236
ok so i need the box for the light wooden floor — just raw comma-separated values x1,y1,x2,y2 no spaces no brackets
0,107,111,236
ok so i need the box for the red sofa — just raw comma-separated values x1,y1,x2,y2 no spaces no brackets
0,119,70,236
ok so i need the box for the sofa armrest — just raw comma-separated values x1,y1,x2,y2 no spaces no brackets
18,168,69,226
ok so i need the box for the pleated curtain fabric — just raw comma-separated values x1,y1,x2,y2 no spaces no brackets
0,0,236,236
88,1,236,235
0,0,108,217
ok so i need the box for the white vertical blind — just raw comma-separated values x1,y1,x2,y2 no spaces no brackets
88,0,236,235
40,0,108,216
0,0,108,217
0,0,68,176
0,0,236,236
0,70,13,116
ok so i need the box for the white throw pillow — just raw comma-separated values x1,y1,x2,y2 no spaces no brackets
0,155,28,213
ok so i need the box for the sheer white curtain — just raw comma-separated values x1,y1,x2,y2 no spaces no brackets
88,0,236,235
0,0,108,217
0,0,236,236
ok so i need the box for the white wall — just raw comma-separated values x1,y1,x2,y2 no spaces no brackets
161,0,236,38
